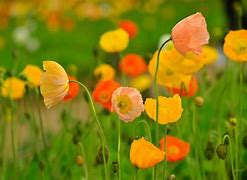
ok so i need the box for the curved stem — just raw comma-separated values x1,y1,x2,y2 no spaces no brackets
153,38,171,180
118,119,121,180
70,80,108,180
134,120,152,141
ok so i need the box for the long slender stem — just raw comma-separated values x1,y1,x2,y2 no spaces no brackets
133,168,138,180
118,119,121,180
224,135,236,180
10,102,16,178
153,38,171,180
134,120,152,141
162,126,168,180
78,142,88,180
70,80,108,180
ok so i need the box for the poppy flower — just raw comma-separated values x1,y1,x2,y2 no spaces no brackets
40,61,69,108
119,20,138,38
119,54,147,77
223,30,247,62
160,135,190,162
111,87,144,122
129,74,152,93
130,137,165,169
145,94,183,125
92,80,120,111
199,45,218,65
63,76,80,102
22,64,43,87
1,77,25,100
166,76,198,97
171,12,209,55
99,28,129,53
94,64,115,81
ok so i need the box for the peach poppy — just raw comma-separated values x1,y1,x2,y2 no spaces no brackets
171,12,209,55
145,94,183,125
119,54,147,77
99,28,129,53
40,61,69,108
119,20,138,38
130,137,165,169
223,30,247,62
111,87,144,122
160,135,190,162
63,76,80,102
92,80,120,111
166,76,198,97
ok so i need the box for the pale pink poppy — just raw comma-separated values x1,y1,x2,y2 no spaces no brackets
111,87,144,122
171,12,209,55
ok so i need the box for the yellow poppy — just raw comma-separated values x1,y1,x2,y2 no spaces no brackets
129,74,152,92
145,94,183,125
40,61,69,108
94,64,115,81
223,30,247,62
130,137,165,169
1,77,25,100
22,65,43,87
198,45,218,65
99,28,129,53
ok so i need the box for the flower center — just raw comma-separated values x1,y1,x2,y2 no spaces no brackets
235,41,247,54
165,68,174,76
116,95,132,114
168,145,180,155
99,91,111,103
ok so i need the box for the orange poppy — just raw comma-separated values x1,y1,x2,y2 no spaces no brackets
92,80,120,111
130,137,165,169
119,54,147,77
160,135,190,162
119,20,138,39
166,76,198,97
63,76,80,102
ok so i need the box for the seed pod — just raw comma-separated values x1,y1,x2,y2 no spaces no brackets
216,144,227,160
95,146,109,165
195,96,204,107
242,135,247,149
76,155,84,166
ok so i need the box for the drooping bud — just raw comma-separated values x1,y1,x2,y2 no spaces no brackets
242,135,247,149
195,96,204,107
76,155,84,166
167,174,176,180
95,146,109,165
216,144,227,160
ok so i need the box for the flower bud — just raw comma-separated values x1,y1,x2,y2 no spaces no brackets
95,146,109,165
242,135,247,149
76,155,84,166
216,144,227,160
204,141,214,160
167,174,176,180
229,117,237,127
195,96,204,107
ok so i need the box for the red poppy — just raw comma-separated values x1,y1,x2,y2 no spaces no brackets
119,20,138,39
92,80,120,111
119,54,147,77
160,135,190,162
166,76,198,97
63,76,80,102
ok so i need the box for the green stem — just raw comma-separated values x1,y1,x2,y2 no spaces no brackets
134,120,152,141
70,80,109,180
118,118,121,180
78,142,88,180
224,135,236,180
154,38,171,180
162,126,168,180
133,168,138,180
